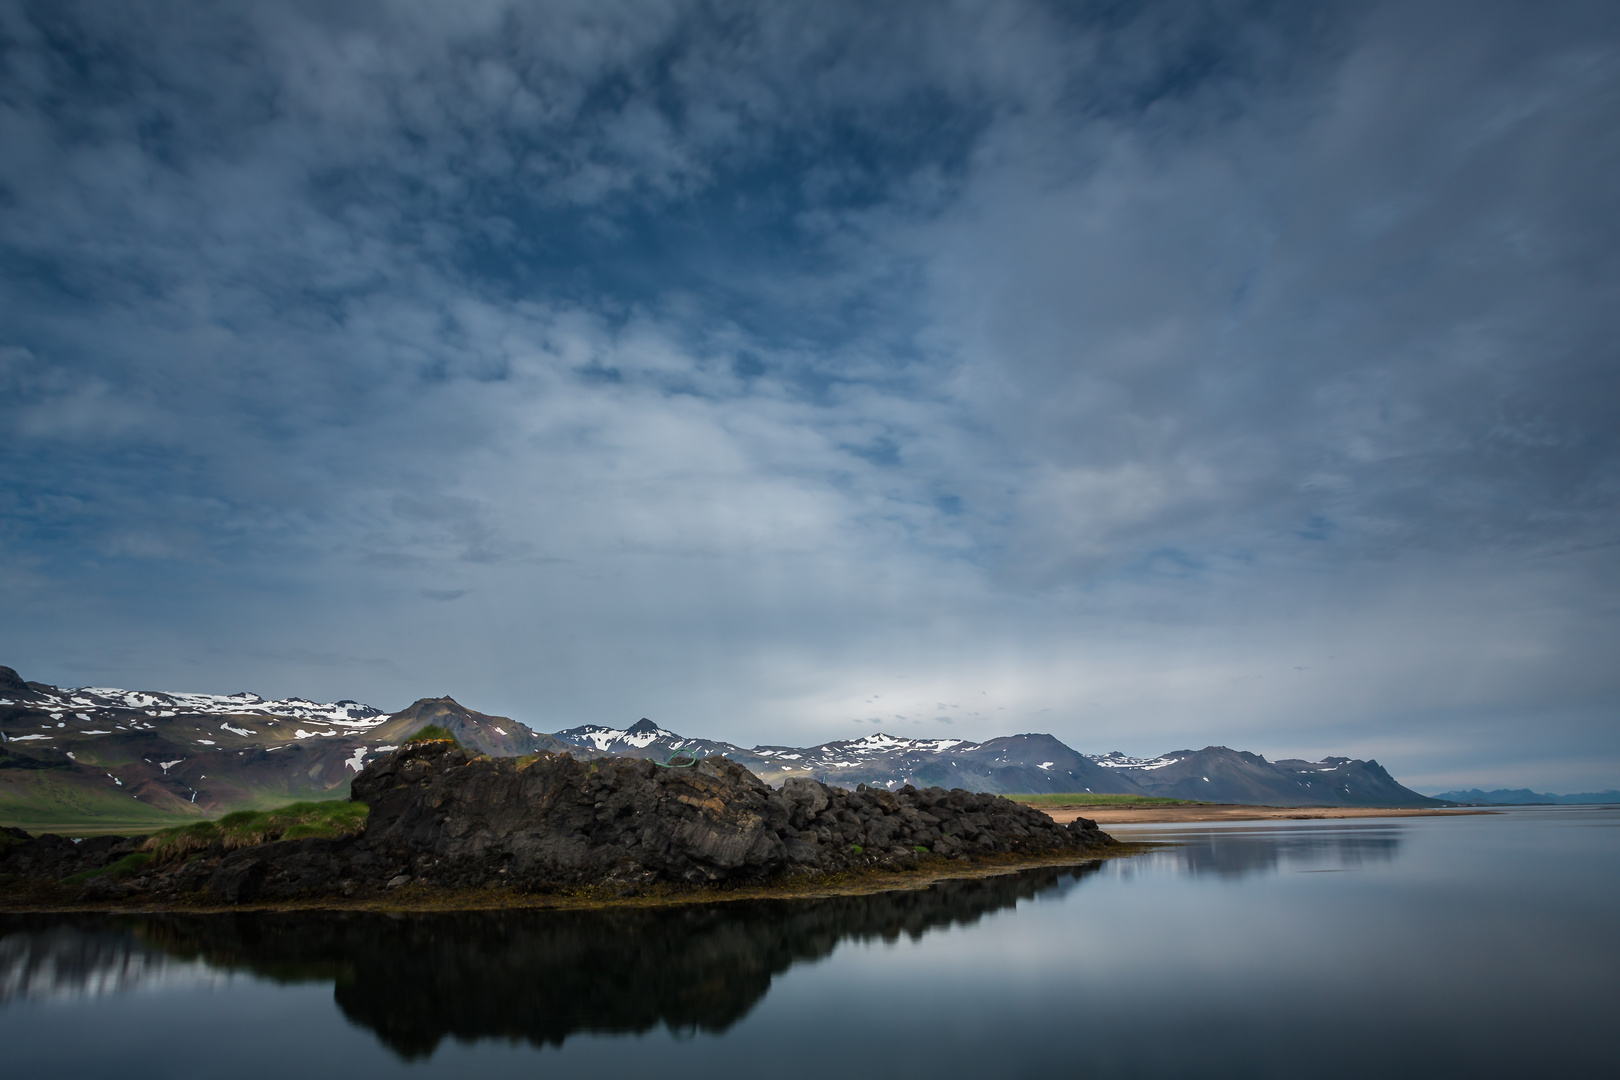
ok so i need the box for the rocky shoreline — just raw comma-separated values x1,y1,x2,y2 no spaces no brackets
1,741,1117,908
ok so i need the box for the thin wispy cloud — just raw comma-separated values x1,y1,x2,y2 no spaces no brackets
1,0,1616,790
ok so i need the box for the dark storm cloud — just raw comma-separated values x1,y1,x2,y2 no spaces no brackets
1,0,1616,789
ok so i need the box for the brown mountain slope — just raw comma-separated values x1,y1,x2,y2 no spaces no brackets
364,698,567,757
1,665,563,825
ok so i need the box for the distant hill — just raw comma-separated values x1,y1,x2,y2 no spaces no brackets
1433,788,1620,805
0,666,542,824
548,722,1150,796
2,664,1442,827
553,719,1439,807
551,718,743,763
365,698,567,758
1089,747,1440,807
753,732,1147,796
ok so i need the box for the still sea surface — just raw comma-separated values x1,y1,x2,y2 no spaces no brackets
3,806,1616,1079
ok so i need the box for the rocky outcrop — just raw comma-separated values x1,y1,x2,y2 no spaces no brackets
347,742,1112,887
0,742,1115,906
0,665,34,696
0,828,147,883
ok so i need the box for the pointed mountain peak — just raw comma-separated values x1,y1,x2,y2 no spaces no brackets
408,696,466,711
0,666,32,696
626,718,661,735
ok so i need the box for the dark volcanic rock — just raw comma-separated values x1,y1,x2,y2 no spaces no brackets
0,742,1116,905
0,830,147,884
352,744,795,887
0,666,33,697
342,742,1113,893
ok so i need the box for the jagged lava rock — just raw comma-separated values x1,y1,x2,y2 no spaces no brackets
351,742,1114,890
352,743,795,887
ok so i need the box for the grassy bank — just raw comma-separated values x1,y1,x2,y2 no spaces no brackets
139,800,369,862
0,772,204,835
1006,793,1213,808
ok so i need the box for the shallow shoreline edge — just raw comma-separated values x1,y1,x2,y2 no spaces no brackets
1040,805,1496,825
0,843,1159,916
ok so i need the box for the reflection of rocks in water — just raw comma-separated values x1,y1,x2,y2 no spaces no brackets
1149,825,1403,879
1,862,1105,1058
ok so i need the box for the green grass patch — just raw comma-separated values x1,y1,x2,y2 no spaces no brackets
62,851,152,886
140,800,369,863
405,724,460,746
0,772,202,833
1006,793,1213,807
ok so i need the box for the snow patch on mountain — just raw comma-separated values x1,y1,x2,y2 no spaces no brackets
1091,752,1182,770
17,684,389,727
566,723,690,752
760,733,980,769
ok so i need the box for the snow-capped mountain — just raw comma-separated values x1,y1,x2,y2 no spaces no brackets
681,732,1435,805
7,682,388,729
547,725,1150,795
551,718,748,762
1,663,1443,826
1083,747,1439,806
0,667,542,818
744,732,1148,796
1092,752,1181,771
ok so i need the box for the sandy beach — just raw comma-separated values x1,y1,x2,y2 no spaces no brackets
1039,805,1494,825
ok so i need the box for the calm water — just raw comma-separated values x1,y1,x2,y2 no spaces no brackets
3,806,1616,1079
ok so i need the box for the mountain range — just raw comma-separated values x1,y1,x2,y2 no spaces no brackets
1,665,1440,826
548,719,1435,807
1432,788,1620,805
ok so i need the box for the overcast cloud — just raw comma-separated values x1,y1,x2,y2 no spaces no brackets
2,0,1617,791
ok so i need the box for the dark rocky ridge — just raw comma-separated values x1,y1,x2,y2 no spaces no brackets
1,741,1114,906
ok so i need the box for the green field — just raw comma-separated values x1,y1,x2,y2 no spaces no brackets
0,756,363,836
1006,792,1214,807
0,771,205,835
1,787,367,846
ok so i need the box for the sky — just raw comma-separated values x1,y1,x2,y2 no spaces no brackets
2,0,1617,793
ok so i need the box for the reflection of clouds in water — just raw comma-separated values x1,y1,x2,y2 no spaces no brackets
0,830,1402,1039
1117,824,1405,880
0,864,1107,1055
0,925,239,1003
